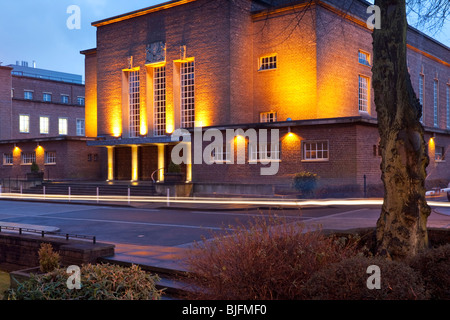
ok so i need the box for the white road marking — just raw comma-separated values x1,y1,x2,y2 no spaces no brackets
31,215,230,231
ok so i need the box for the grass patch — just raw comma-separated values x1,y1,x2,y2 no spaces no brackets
0,271,10,300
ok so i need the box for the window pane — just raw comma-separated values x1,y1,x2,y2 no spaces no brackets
24,91,33,100
19,115,30,133
61,95,69,104
40,116,49,134
181,61,195,128
76,119,85,136
260,55,277,71
358,75,369,112
129,70,141,137
358,51,370,66
154,66,166,136
303,141,329,161
59,118,68,135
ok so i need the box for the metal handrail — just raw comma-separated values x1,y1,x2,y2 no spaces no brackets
0,225,96,244
151,168,165,183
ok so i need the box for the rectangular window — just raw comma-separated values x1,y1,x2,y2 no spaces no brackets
24,91,33,100
260,112,277,123
128,70,140,137
19,115,30,133
435,146,445,162
58,117,68,135
419,74,424,123
302,141,329,161
77,97,85,106
45,151,56,165
358,75,370,113
249,143,280,162
211,145,231,163
3,153,13,166
76,119,85,136
43,93,52,102
40,116,49,134
358,50,371,66
434,80,438,127
153,66,166,136
181,61,195,128
21,152,36,165
259,54,277,71
447,85,450,130
61,95,69,104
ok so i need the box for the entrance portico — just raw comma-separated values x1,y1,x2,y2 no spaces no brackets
89,136,191,183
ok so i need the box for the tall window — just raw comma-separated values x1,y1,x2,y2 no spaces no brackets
58,117,68,135
358,75,370,113
19,115,30,133
76,119,85,136
153,66,166,136
128,70,140,137
40,116,49,134
302,141,329,161
434,79,438,127
181,61,195,128
419,74,424,123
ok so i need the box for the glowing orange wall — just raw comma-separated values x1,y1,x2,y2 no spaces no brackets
84,51,98,137
252,6,318,123
316,6,374,119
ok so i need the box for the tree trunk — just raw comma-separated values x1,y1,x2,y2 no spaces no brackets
372,0,431,260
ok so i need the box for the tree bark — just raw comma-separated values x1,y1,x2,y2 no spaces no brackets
372,0,431,260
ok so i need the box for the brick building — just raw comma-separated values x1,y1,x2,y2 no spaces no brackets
82,0,450,196
0,63,105,182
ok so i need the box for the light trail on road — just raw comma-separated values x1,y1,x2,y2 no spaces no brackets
0,192,448,208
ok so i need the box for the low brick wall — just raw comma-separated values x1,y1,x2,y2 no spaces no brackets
0,232,114,271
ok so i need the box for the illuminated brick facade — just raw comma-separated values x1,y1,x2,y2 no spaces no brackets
83,0,450,196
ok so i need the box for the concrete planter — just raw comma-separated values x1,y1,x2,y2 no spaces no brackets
164,173,184,183
26,172,44,181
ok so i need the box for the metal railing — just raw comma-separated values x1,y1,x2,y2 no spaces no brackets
0,225,96,244
151,168,165,183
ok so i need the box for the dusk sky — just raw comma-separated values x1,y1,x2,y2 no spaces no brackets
0,0,448,81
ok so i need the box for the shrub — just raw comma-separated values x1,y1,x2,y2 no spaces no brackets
7,263,162,300
184,215,358,300
30,162,39,173
292,172,319,197
409,244,450,299
303,256,428,300
167,161,181,173
38,243,60,273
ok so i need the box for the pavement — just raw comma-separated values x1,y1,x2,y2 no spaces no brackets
1,195,449,275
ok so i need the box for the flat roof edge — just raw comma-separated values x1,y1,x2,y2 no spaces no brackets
91,0,197,27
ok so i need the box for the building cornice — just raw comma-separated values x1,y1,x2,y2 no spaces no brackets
91,0,197,27
0,136,97,145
